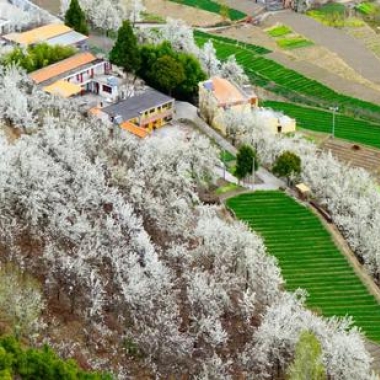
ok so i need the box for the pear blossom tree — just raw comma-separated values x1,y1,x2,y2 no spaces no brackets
223,105,380,282
0,71,375,377
198,40,221,77
67,0,145,31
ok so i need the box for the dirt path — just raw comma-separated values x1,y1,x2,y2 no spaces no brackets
268,50,380,105
217,24,380,105
223,186,380,369
345,23,380,60
267,10,380,85
309,200,380,370
220,0,264,16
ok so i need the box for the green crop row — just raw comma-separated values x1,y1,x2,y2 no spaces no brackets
194,30,271,55
227,191,380,343
195,32,380,123
276,36,314,49
169,0,246,21
264,101,380,149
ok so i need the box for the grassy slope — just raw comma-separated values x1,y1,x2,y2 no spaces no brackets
194,31,380,121
264,101,380,149
227,191,380,342
168,0,246,20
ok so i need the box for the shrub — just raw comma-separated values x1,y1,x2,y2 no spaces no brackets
272,151,301,183
2,43,76,73
0,336,112,379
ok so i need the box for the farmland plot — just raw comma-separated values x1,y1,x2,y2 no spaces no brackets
227,191,380,343
264,101,380,149
168,0,246,20
195,32,380,122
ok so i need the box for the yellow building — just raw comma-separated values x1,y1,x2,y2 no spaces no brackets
255,108,296,134
95,89,175,138
199,76,258,134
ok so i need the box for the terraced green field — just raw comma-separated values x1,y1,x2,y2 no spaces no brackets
169,0,246,20
195,32,380,122
267,24,293,37
264,101,380,149
276,36,314,49
227,191,380,342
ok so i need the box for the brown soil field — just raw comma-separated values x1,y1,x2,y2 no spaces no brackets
144,0,222,26
31,0,60,15
322,137,380,181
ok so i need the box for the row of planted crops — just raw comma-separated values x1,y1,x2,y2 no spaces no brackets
195,31,380,122
227,192,380,343
169,0,246,20
264,101,380,149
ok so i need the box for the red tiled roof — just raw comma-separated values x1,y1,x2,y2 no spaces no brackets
120,121,150,138
30,52,97,84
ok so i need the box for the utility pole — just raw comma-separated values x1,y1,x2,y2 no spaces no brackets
222,149,226,180
329,106,339,138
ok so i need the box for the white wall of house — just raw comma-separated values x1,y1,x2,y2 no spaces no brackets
255,109,296,134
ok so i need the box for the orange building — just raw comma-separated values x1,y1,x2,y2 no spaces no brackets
199,76,258,134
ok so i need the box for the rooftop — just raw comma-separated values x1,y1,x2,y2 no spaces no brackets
101,89,174,121
3,23,71,45
43,80,82,98
29,52,97,84
46,30,88,47
121,121,151,138
203,77,256,106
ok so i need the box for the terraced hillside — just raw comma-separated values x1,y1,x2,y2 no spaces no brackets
227,191,380,343
321,138,380,180
195,31,380,122
264,101,380,149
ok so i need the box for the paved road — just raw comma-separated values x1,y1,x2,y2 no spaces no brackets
175,101,238,155
175,101,285,190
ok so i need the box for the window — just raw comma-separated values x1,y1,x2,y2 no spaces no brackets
102,84,112,94
277,125,282,133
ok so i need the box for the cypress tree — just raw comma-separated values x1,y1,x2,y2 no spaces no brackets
65,0,89,35
109,21,141,77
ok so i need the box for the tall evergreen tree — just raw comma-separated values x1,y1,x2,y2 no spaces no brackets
109,21,141,78
64,0,89,35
